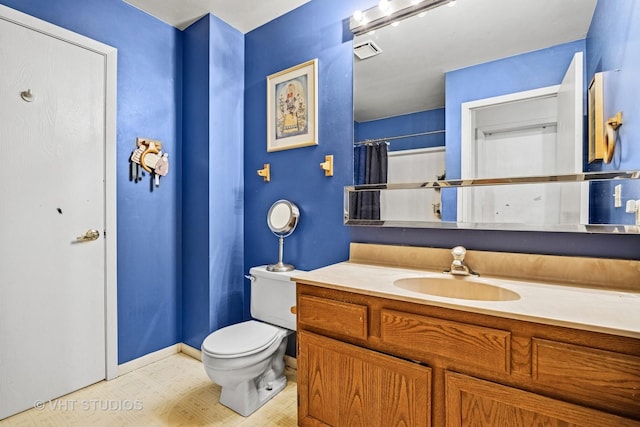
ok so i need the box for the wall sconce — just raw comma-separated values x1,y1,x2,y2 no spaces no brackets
320,155,334,177
257,163,270,182
350,0,453,35
604,112,623,164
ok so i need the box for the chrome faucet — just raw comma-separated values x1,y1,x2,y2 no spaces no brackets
446,246,477,276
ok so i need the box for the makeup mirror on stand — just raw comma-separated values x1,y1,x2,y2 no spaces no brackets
266,199,300,272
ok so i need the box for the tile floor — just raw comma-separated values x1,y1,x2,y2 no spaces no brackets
0,353,297,426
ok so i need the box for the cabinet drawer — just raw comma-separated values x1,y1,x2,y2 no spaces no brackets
532,338,640,418
381,309,511,373
298,295,368,340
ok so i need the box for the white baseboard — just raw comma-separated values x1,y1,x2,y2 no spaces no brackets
180,343,296,369
117,344,181,376
116,342,297,377
180,343,201,361
284,355,297,370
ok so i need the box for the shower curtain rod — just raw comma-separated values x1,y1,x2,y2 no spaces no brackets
354,129,445,146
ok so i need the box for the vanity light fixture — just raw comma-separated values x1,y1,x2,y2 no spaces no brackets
379,0,392,15
350,0,453,36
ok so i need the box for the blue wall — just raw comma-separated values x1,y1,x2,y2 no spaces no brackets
586,0,640,171
0,0,183,363
355,108,446,152
586,0,640,224
182,15,245,349
182,15,210,353
243,0,373,319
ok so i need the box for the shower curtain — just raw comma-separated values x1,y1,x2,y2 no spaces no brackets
352,142,388,220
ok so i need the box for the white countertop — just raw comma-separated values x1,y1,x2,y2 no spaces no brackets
293,262,640,339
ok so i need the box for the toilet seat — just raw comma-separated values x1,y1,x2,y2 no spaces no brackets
202,320,285,358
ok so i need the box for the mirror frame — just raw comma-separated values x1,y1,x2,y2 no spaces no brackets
267,199,300,237
344,171,640,233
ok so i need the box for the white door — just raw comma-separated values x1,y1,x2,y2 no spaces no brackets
556,51,583,174
473,125,563,224
0,12,109,419
556,51,588,224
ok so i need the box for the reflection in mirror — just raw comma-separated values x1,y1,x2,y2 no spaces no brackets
351,0,640,231
345,172,640,232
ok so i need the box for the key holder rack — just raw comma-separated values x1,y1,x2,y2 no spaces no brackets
130,138,170,188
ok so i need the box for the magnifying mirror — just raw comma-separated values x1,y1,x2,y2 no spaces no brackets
266,199,300,272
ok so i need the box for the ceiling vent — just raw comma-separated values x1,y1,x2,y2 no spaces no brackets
354,40,382,60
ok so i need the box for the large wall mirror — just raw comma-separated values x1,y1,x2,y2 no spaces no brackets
348,0,640,233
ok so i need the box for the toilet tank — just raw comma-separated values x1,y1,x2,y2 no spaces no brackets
249,266,301,331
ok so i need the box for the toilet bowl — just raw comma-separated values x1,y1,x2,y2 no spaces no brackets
201,266,299,417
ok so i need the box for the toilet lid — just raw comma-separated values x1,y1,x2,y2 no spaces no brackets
201,320,284,358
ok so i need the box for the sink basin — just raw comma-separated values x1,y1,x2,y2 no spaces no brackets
394,276,520,301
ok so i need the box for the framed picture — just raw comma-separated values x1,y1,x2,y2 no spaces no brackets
267,59,318,152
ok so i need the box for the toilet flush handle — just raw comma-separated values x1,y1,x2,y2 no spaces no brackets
244,274,255,281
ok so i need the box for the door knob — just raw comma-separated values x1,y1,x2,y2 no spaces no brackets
76,229,100,242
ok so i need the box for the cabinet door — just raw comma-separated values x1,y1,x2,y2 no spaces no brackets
298,331,432,427
445,371,640,427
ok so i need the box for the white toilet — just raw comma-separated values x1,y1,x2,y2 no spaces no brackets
201,266,299,416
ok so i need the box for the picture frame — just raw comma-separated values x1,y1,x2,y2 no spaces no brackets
266,59,318,152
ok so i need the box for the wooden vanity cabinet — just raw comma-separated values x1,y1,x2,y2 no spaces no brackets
296,283,640,427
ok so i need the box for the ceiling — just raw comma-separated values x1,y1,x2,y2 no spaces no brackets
123,0,310,32
354,0,597,122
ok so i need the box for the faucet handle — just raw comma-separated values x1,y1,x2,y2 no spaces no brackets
451,246,466,260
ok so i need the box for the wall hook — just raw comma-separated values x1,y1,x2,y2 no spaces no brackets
257,163,270,182
20,89,35,102
320,155,334,177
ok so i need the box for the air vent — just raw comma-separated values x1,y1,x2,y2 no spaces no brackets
354,40,382,60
